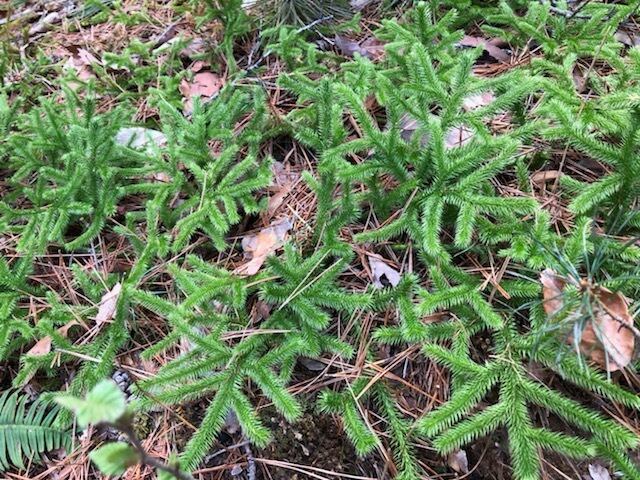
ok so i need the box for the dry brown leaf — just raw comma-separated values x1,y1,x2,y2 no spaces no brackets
233,219,292,276
115,127,167,150
96,282,122,326
462,91,495,111
368,256,401,288
29,11,62,36
572,65,588,92
589,464,611,480
190,60,210,73
299,357,325,371
586,287,634,372
264,162,300,221
614,30,640,47
255,300,272,320
540,270,635,371
445,125,475,149
224,410,241,435
63,48,99,85
334,35,364,57
179,71,224,115
350,0,375,10
540,268,566,316
531,170,562,185
27,337,54,357
180,71,222,98
181,38,207,58
398,113,423,143
27,320,80,357
459,35,510,62
334,35,385,60
360,37,386,61
447,449,469,474
151,172,172,183
399,114,474,148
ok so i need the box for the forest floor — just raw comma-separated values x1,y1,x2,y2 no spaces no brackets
2,1,640,480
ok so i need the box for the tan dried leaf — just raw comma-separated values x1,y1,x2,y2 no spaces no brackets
614,30,640,47
360,37,386,61
447,449,469,474
459,35,510,62
531,170,562,185
334,35,364,57
63,48,99,85
181,71,222,98
29,11,62,36
115,127,167,150
233,219,292,276
27,320,80,357
398,113,423,143
399,114,474,148
334,35,386,60
462,91,495,111
540,268,566,316
589,464,611,480
540,270,635,371
95,282,122,326
264,162,300,221
180,38,207,58
180,71,224,115
589,287,634,372
444,125,475,149
27,337,53,357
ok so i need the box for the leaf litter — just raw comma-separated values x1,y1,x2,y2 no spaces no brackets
367,255,401,288
179,70,224,115
458,35,511,62
540,269,635,372
27,320,81,357
234,218,293,276
95,282,122,327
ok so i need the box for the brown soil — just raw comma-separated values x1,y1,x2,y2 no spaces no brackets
258,408,379,479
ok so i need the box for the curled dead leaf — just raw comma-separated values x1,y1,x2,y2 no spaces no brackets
398,114,475,149
614,30,640,47
62,48,99,87
29,11,62,36
299,357,325,371
115,127,167,151
233,219,292,276
540,269,635,371
444,125,475,149
264,162,301,221
334,35,386,60
334,35,363,57
585,287,635,372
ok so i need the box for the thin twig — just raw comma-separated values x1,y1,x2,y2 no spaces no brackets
109,421,194,480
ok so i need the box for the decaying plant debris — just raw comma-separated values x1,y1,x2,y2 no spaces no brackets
1,0,640,479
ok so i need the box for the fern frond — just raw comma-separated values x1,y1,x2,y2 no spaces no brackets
0,391,71,471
